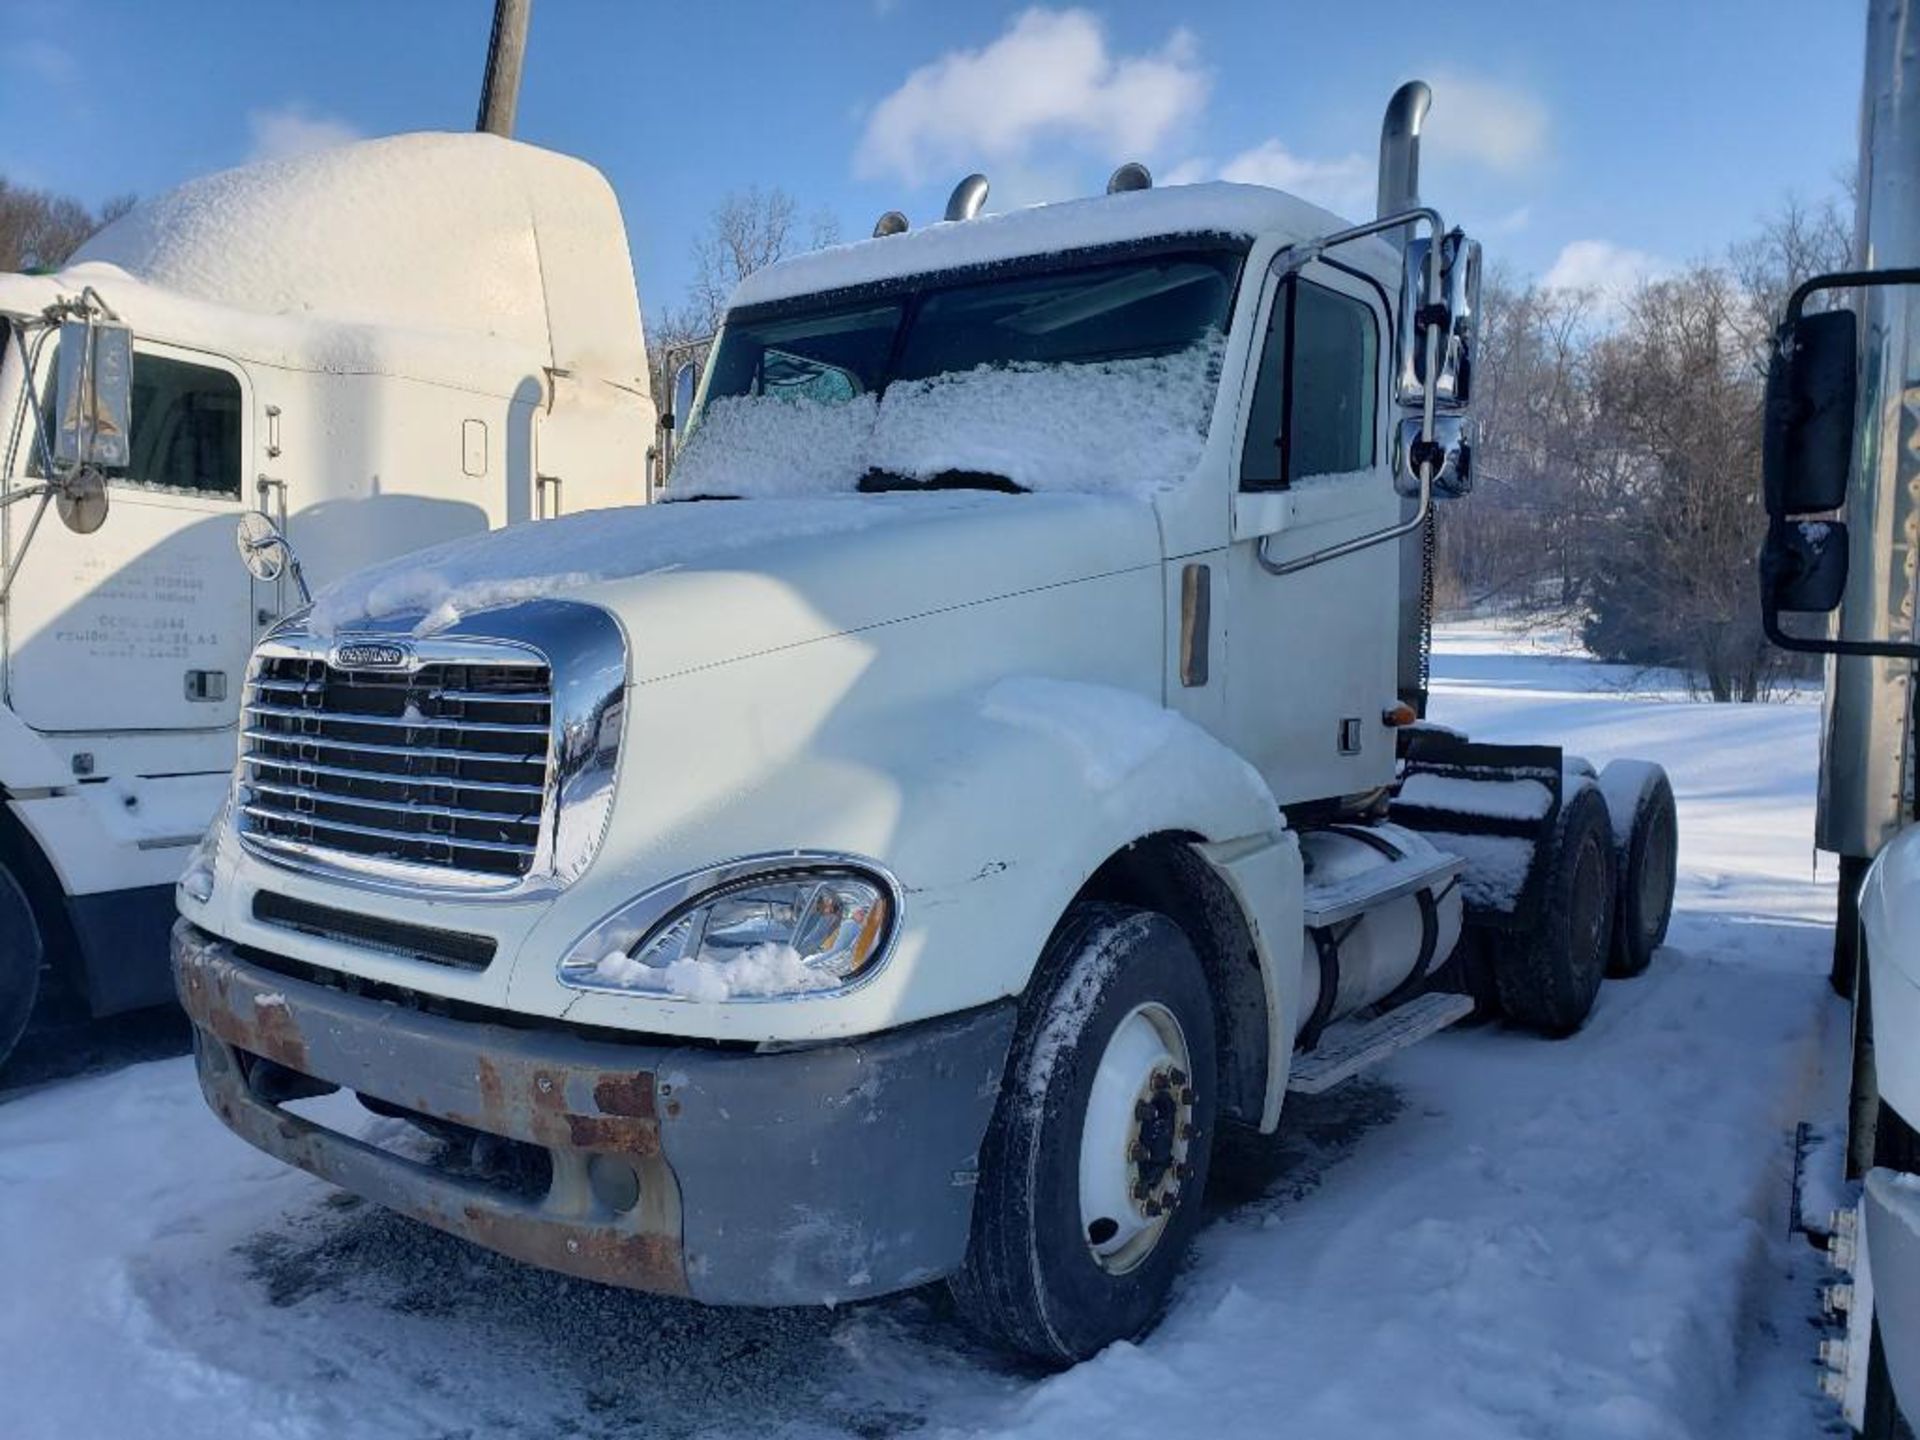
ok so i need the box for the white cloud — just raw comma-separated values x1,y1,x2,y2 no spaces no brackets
1543,239,1672,301
1214,139,1374,216
854,8,1209,187
246,105,361,163
1423,72,1549,174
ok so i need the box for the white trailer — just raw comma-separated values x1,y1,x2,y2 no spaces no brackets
1762,2,1920,1431
170,84,1677,1364
0,132,655,1066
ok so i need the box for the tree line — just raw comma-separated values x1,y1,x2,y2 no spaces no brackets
0,177,135,273
1436,197,1851,701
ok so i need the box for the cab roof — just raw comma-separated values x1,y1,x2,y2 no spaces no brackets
730,181,1392,311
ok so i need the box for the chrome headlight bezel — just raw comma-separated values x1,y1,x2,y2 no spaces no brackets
558,852,903,1003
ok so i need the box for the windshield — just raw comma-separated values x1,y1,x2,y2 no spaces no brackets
675,247,1242,500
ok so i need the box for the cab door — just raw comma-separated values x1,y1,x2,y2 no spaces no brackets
1219,258,1401,807
5,341,254,733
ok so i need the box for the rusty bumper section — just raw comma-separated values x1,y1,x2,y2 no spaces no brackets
173,920,1017,1307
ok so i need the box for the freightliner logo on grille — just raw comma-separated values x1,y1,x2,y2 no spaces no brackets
332,642,411,669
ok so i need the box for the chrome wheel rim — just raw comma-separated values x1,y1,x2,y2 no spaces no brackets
1078,1001,1195,1275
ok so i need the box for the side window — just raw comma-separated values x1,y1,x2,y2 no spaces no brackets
1240,276,1380,490
125,354,244,497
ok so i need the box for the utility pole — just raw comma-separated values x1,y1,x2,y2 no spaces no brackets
476,0,532,138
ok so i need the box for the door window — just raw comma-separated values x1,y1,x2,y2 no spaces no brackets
1241,276,1379,489
34,350,243,497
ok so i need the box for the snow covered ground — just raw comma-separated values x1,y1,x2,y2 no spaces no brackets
0,619,1850,1440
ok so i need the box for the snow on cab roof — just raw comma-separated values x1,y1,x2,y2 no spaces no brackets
730,182,1370,310
74,132,643,379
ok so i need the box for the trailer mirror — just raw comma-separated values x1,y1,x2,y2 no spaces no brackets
1760,518,1849,613
1763,307,1856,516
1395,230,1480,411
51,317,133,470
1394,414,1473,499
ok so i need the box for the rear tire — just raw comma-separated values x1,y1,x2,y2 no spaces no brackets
949,904,1217,1365
1493,786,1614,1037
0,866,46,1072
1600,763,1677,978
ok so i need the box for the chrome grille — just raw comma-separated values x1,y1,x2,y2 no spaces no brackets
239,650,552,879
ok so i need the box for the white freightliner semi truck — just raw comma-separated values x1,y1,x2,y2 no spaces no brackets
0,132,655,1069
171,84,1679,1362
1764,2,1920,1431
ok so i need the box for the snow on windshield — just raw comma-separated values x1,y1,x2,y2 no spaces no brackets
670,332,1223,501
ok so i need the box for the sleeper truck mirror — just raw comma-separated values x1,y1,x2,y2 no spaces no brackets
670,360,701,433
1395,229,1481,412
52,316,133,471
1395,414,1473,499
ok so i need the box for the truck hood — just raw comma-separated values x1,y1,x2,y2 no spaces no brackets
306,492,1164,682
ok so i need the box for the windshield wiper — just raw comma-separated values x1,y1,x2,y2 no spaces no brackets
857,468,1025,495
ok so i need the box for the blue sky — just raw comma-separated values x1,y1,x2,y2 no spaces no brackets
0,0,1862,323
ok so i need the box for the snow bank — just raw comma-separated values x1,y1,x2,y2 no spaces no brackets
673,335,1221,502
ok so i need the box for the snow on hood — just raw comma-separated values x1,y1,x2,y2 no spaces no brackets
304,492,1024,639
671,334,1221,501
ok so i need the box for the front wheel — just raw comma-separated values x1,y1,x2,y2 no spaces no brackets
0,866,45,1072
949,904,1218,1365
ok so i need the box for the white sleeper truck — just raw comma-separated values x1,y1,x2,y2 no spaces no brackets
171,84,1678,1362
1763,1,1920,1431
0,132,654,1068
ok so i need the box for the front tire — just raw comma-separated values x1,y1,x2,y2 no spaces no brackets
0,866,46,1072
949,904,1217,1365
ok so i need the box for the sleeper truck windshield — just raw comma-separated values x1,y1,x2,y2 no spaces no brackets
697,248,1243,417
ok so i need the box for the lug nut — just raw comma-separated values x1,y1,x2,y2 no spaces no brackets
1175,1162,1192,1181
1129,1141,1148,1161
1824,1283,1854,1316
1180,1087,1197,1106
1142,1199,1164,1218
1132,1181,1151,1201
1831,1234,1857,1271
1819,1338,1849,1371
1180,1122,1198,1140
1151,1072,1171,1093
1168,1068,1187,1087
1831,1210,1858,1239
1821,1372,1848,1402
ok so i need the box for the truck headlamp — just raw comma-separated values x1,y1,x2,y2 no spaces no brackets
560,857,899,1001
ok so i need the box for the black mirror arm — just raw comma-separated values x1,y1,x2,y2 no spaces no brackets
1762,599,1920,660
1783,265,1920,329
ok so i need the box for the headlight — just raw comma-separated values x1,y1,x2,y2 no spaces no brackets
559,857,898,1002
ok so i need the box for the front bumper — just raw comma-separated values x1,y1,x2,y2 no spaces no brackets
173,920,1016,1306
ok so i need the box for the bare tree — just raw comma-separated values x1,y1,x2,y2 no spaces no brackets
0,179,136,273
647,186,841,402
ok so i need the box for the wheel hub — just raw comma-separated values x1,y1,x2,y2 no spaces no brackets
1080,1003,1196,1273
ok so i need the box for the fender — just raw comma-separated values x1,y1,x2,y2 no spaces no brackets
505,657,1300,1047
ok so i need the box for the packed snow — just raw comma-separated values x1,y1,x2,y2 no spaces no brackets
674,336,1222,501
0,617,1851,1440
304,492,991,637
729,182,1369,310
590,941,838,1003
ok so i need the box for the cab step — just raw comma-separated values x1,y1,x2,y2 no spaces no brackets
1301,844,1464,928
1286,991,1476,1094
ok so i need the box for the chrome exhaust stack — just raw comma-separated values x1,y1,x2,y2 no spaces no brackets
944,174,990,222
1377,80,1432,252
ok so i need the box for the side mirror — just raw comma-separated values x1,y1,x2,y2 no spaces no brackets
669,360,701,432
52,317,133,469
1760,518,1849,613
1394,414,1473,499
236,509,311,604
1763,307,1856,516
1395,230,1481,411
